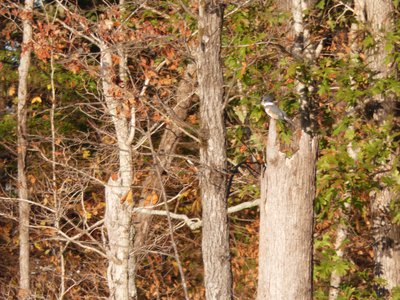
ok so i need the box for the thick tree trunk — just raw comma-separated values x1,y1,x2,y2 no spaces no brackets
258,1,318,299
257,121,317,300
364,0,394,78
197,1,232,299
101,45,136,300
362,0,400,295
17,0,33,298
371,189,400,294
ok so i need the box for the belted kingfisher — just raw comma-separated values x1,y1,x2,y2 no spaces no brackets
261,95,295,127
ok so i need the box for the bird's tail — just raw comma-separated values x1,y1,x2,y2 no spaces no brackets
284,116,296,128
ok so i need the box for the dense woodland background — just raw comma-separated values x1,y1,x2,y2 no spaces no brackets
0,0,399,299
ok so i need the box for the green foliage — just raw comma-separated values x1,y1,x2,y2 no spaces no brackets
392,286,400,300
0,115,16,141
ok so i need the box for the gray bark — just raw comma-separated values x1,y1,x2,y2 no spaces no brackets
197,1,232,299
17,0,34,298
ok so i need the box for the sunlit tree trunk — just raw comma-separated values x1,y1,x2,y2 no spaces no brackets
101,44,136,300
362,1,400,295
257,1,318,299
197,1,232,298
258,121,317,300
17,0,33,298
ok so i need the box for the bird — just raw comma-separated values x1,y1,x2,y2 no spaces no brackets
261,95,295,127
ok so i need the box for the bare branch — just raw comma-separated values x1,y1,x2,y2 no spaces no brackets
136,198,260,231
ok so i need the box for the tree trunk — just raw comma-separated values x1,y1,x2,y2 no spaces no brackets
328,204,350,300
363,0,400,295
328,2,366,296
275,0,317,14
197,1,232,299
100,45,136,300
258,1,318,299
257,120,317,300
17,0,33,298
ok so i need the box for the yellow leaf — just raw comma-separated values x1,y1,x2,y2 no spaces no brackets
82,149,91,159
120,189,133,205
85,212,92,220
34,242,43,251
47,84,52,90
31,96,42,104
126,190,134,204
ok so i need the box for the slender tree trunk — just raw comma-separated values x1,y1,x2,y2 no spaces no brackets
101,44,135,300
197,1,232,298
328,204,350,300
362,0,400,295
328,3,366,296
17,1,34,298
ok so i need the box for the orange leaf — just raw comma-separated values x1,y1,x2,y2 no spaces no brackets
187,114,198,124
152,112,161,122
112,54,120,64
151,191,158,204
144,191,159,206
28,174,36,185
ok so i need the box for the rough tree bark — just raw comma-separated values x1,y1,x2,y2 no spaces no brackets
197,1,232,299
362,0,400,294
257,1,318,299
101,44,136,300
17,0,33,298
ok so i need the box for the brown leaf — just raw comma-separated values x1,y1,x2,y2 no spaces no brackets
152,112,161,122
